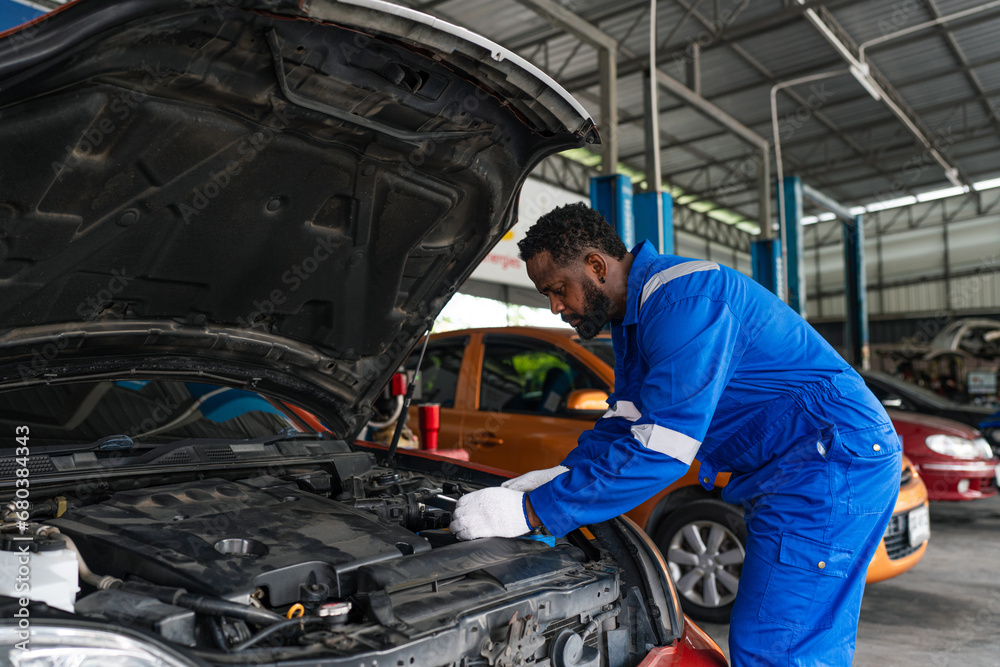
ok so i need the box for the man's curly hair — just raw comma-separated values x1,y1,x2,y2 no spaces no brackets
518,202,627,266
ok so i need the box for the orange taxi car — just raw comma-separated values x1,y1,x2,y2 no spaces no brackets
407,326,930,622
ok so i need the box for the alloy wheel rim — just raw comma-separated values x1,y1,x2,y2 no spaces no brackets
666,519,745,608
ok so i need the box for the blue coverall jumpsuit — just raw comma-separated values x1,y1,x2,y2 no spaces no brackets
529,240,901,666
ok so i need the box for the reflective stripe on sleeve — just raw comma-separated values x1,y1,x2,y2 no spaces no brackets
601,400,641,422
639,261,720,311
630,423,702,464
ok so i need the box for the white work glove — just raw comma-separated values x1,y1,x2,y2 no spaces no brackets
501,465,569,492
451,487,531,540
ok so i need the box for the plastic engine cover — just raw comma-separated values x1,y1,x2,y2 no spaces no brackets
47,478,431,604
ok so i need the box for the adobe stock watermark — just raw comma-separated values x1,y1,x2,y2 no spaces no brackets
2,16,41,57
868,125,958,206
777,84,834,141
10,425,32,652
876,0,928,37
229,237,354,333
437,407,514,478
177,104,297,223
699,83,835,207
934,589,1000,666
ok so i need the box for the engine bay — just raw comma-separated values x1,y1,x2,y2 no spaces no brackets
1,442,664,666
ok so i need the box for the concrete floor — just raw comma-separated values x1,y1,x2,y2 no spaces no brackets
697,494,1000,665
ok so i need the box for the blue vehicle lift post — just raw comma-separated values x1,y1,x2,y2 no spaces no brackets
797,181,869,370
781,176,807,317
751,238,783,298
633,191,674,254
590,175,635,249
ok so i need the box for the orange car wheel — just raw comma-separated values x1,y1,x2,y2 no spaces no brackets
651,499,747,624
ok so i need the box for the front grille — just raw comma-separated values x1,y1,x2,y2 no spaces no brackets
900,466,913,486
882,513,920,560
981,475,997,493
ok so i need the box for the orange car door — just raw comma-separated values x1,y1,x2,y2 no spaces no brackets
461,334,610,474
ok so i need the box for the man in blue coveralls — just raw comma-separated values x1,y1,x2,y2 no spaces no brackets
450,203,902,665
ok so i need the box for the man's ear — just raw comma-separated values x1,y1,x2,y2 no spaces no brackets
584,252,608,282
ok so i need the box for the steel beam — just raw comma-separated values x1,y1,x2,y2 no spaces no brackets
642,72,662,187
801,4,974,193
598,49,619,173
554,0,870,91
511,0,617,50
652,68,768,152
801,183,854,223
514,0,771,231
509,0,775,240
674,205,753,253
512,0,619,173
644,0,662,188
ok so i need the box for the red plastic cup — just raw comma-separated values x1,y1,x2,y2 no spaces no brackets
418,404,440,451
391,372,408,396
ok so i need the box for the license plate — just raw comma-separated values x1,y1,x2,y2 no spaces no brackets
908,504,930,548
995,465,1000,488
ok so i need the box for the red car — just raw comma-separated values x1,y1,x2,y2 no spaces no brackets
888,409,999,501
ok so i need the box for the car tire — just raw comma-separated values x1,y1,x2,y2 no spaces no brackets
651,499,746,624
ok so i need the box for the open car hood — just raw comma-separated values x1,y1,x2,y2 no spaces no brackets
0,0,597,439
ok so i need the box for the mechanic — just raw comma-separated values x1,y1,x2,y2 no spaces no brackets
450,202,901,665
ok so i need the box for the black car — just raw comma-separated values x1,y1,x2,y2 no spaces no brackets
0,1,726,665
859,370,997,446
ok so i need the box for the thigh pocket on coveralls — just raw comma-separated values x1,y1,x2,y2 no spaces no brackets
839,428,901,515
758,533,854,630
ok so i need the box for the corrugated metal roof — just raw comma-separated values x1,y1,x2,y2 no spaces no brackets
385,0,1000,224
737,23,843,78
972,61,1000,90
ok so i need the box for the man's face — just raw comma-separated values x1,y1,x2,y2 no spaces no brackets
526,251,612,340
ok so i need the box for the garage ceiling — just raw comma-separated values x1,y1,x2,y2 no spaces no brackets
383,0,1000,233
21,0,1000,236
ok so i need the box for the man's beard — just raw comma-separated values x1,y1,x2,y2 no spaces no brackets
568,279,612,340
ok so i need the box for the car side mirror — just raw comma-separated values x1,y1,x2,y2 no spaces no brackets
566,389,610,417
881,395,903,408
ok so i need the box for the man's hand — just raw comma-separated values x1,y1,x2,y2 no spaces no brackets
501,465,569,492
451,487,531,540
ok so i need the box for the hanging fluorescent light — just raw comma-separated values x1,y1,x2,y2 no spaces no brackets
865,196,917,212
973,176,1000,191
916,186,967,202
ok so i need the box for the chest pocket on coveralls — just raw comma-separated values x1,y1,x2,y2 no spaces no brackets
833,424,902,515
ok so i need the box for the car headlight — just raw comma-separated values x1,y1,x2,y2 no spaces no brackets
925,434,994,460
1,623,194,667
